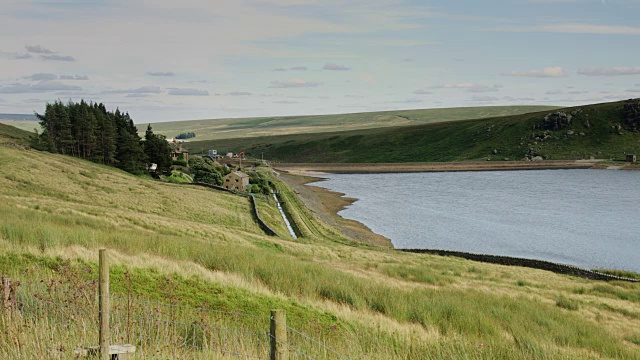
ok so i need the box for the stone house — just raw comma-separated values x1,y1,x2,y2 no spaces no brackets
223,171,250,191
171,139,189,164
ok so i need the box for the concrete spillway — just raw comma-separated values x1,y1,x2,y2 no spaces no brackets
273,193,297,239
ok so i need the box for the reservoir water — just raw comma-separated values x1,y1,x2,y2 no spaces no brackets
313,170,640,272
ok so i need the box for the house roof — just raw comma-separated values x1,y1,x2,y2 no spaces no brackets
225,171,250,178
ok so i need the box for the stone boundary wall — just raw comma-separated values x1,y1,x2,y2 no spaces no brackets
188,182,237,194
249,195,279,237
399,249,640,283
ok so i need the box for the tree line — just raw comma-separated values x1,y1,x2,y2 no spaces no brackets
32,100,172,175
175,132,196,139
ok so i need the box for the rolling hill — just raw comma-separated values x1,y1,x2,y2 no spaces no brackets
137,105,559,141
185,99,640,163
1,124,640,358
0,122,32,145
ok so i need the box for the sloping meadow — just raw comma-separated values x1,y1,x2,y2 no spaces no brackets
1,144,639,359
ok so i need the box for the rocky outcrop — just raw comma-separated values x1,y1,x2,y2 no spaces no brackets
622,99,640,131
540,111,572,131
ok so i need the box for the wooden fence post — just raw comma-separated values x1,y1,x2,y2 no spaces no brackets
99,249,110,360
270,309,288,360
1,276,10,310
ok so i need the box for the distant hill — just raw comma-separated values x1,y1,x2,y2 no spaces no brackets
0,114,39,133
185,99,640,163
138,105,559,141
0,113,38,121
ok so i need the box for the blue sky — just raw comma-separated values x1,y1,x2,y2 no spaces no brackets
1,0,639,122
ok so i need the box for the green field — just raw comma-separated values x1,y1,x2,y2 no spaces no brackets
0,120,40,133
1,124,640,358
137,105,558,141
185,100,640,163
0,122,32,144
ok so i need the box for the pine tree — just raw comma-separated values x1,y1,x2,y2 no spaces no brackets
114,110,147,174
143,124,172,176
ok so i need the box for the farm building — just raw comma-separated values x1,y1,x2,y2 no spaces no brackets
171,139,189,164
627,154,637,163
223,171,250,191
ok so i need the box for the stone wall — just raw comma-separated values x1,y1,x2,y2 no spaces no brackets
399,249,640,282
250,195,279,237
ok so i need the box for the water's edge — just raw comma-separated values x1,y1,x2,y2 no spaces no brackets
304,169,640,278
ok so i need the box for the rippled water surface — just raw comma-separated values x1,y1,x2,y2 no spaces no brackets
314,170,640,272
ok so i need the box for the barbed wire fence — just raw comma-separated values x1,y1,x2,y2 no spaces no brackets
0,250,351,360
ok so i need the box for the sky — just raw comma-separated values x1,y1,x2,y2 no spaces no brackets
1,0,640,123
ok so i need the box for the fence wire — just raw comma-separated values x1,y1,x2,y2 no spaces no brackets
1,285,350,359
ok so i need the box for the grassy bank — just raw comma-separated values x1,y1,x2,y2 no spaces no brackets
1,140,640,358
186,99,640,163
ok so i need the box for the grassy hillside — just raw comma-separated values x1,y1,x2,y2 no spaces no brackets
186,100,640,163
0,122,32,145
0,120,39,133
138,105,558,141
1,141,639,358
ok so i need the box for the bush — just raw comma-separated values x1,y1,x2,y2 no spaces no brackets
189,157,225,186
248,172,272,195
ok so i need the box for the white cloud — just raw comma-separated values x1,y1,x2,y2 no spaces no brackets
429,82,501,93
495,23,640,36
578,67,640,76
25,45,54,54
60,74,90,80
103,86,163,94
502,67,567,78
413,89,433,95
470,95,500,102
273,66,307,71
268,79,321,88
167,88,209,96
0,81,82,93
323,63,350,71
41,54,76,62
147,71,175,76
226,91,253,96
389,98,423,104
23,73,57,81
273,100,300,104
546,89,564,95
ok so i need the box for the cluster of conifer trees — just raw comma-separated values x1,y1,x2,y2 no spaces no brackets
32,100,172,175
175,132,196,139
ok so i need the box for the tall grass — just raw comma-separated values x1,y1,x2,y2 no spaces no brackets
1,145,640,358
